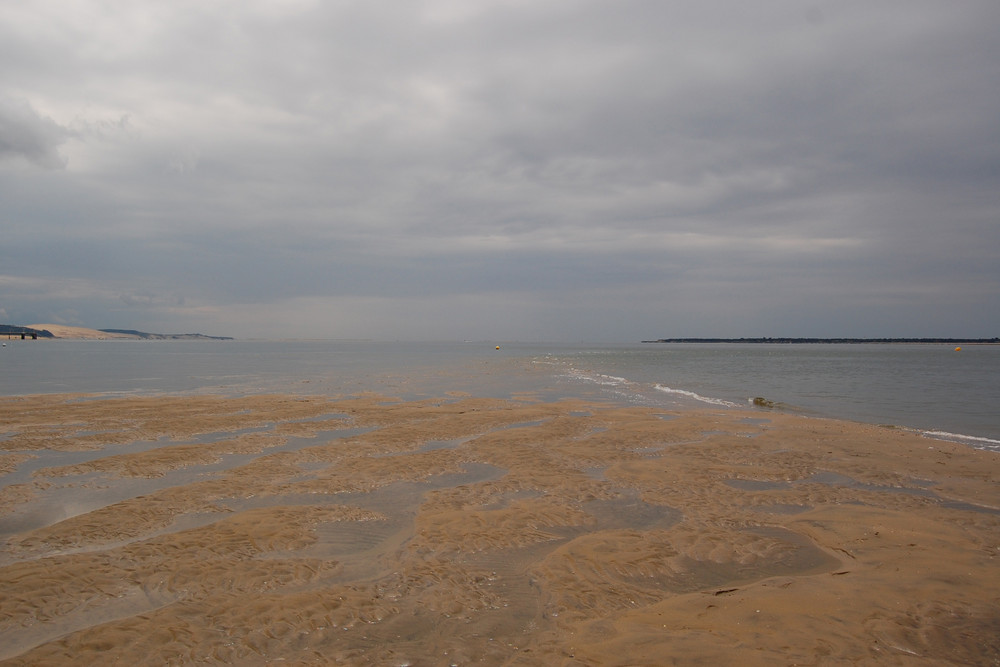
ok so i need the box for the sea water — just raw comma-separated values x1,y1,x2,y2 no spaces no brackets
1,339,998,449
529,343,1000,450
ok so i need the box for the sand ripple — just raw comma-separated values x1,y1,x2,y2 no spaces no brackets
1,394,998,664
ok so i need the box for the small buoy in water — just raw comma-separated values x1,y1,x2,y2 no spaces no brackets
955,346,961,351
496,345,501,350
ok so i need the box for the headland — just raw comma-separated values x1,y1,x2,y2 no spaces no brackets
1,324,231,340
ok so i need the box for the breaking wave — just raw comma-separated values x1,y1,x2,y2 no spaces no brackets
920,430,1000,452
654,385,742,408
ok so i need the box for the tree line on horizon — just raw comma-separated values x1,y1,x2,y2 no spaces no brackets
642,337,1000,344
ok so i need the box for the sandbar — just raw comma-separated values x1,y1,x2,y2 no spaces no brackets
1,393,998,665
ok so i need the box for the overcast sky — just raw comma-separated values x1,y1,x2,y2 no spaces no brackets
2,1,999,341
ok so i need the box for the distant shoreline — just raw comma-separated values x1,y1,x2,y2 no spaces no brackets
642,337,1000,344
2,324,232,341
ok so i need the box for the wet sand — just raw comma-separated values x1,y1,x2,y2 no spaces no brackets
1,392,998,665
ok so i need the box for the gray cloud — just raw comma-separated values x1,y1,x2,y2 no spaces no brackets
0,97,69,168
1,0,999,339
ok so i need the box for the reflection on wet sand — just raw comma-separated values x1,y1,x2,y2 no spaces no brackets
1,393,998,664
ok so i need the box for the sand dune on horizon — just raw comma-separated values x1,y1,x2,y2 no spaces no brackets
27,324,139,340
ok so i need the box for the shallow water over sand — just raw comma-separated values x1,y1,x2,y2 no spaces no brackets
2,393,998,664
2,339,999,444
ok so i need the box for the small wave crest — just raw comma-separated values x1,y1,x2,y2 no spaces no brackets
921,430,1000,451
654,384,741,408
559,365,741,409
557,367,658,406
565,369,629,387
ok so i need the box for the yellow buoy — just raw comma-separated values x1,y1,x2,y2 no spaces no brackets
955,346,961,351
496,345,501,350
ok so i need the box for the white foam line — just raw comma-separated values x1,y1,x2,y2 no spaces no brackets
564,369,629,387
921,430,1000,449
654,384,741,408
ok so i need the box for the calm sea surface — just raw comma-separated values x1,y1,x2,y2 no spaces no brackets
1,339,998,449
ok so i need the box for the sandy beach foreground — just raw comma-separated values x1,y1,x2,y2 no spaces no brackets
1,393,998,665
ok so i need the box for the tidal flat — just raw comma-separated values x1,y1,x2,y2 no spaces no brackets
1,393,998,665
